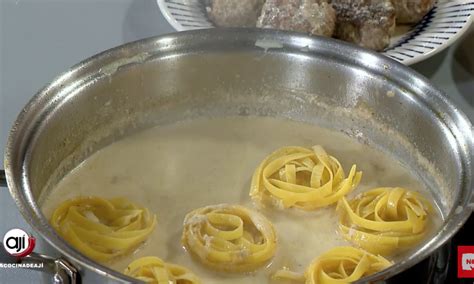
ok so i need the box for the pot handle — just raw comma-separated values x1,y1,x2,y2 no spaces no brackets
1,169,7,188
1,244,78,284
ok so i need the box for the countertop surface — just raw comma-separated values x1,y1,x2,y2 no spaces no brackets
1,0,473,283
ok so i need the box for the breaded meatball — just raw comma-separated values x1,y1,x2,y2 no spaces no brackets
330,0,396,51
257,0,336,37
391,0,435,24
207,0,265,27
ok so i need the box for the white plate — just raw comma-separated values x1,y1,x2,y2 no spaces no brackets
157,0,474,65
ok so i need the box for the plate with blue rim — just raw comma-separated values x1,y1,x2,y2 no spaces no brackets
157,0,474,65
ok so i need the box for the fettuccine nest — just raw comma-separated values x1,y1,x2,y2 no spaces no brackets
337,187,433,255
181,204,277,272
50,196,156,262
124,256,201,284
250,145,362,210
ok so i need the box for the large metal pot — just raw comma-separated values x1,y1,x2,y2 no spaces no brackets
1,29,473,283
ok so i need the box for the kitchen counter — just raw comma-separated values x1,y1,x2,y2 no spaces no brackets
1,0,473,283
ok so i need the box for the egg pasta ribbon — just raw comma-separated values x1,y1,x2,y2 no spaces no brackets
305,246,392,284
273,247,391,284
181,204,277,272
50,196,156,262
124,256,201,284
250,145,362,210
337,187,433,255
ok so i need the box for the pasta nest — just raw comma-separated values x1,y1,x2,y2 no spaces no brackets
337,187,432,255
124,256,201,284
181,204,277,272
305,246,392,284
250,145,362,210
50,196,156,262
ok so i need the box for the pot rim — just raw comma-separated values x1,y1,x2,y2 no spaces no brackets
4,28,474,282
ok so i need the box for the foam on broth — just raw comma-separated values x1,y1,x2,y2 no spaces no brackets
41,116,441,283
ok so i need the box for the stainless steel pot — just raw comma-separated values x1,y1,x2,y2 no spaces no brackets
1,29,473,283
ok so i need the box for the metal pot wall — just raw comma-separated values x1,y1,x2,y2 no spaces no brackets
1,29,473,283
